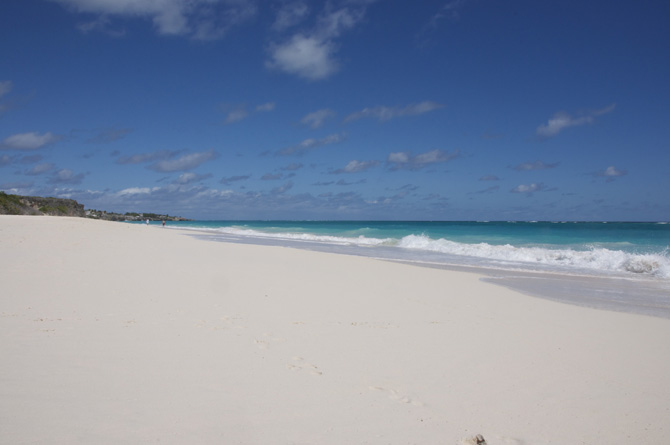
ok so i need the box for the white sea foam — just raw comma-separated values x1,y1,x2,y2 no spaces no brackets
179,225,670,278
183,225,394,246
397,234,670,278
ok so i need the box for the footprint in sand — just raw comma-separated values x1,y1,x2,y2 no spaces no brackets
195,316,247,331
253,333,285,350
286,356,322,376
368,386,424,406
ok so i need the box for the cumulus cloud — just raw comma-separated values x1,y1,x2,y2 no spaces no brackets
148,149,219,172
272,1,310,32
271,180,294,194
332,159,379,174
511,160,559,171
117,187,155,196
222,102,275,124
174,172,212,185
86,127,133,144
536,104,616,138
77,15,126,37
301,108,336,128
266,34,339,81
256,102,276,112
336,178,366,186
0,80,20,115
266,3,371,80
262,172,283,180
344,101,444,123
479,175,500,181
116,149,177,165
475,185,500,194
277,133,345,156
594,165,627,182
224,109,250,124
416,0,470,47
0,181,34,192
0,80,12,98
426,0,469,30
48,168,87,185
220,175,250,185
51,0,258,40
0,132,62,150
387,149,460,171
511,183,547,195
281,162,303,171
26,163,55,176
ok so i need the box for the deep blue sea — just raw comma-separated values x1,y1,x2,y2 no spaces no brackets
153,220,670,317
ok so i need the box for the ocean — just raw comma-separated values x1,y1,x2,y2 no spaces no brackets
156,220,670,318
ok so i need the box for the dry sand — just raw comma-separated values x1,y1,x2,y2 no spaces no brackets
1,216,669,444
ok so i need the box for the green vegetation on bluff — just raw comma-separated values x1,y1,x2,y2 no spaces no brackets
0,192,189,221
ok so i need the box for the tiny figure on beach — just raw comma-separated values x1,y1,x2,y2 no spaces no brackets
146,219,149,225
162,220,165,227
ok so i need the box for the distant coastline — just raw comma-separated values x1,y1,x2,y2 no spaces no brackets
0,192,190,222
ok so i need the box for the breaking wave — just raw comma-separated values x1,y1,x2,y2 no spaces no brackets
397,234,670,278
179,226,670,278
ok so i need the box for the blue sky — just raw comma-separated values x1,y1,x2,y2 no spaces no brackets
1,0,669,220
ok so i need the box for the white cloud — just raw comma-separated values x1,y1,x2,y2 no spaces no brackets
26,163,55,176
266,3,371,80
301,108,336,128
117,187,155,196
512,160,559,171
222,102,275,124
77,15,126,37
148,149,218,172
271,180,294,194
225,109,249,124
174,172,212,185
272,1,309,31
116,149,176,165
594,165,627,182
332,159,379,174
0,132,61,150
219,175,250,185
344,101,444,123
0,81,14,115
48,168,86,185
262,172,283,180
387,149,459,170
281,162,303,171
266,34,339,81
256,102,276,112
536,104,616,138
479,175,500,181
50,0,258,40
428,0,468,28
0,80,13,98
277,133,345,156
511,183,546,195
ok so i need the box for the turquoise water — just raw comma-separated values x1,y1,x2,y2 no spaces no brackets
163,220,670,279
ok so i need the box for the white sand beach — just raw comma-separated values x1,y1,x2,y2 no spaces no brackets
1,215,669,444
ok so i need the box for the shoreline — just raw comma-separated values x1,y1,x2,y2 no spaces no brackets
186,228,670,319
2,216,669,444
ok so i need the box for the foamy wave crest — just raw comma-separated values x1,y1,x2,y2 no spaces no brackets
397,235,670,277
193,226,394,247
